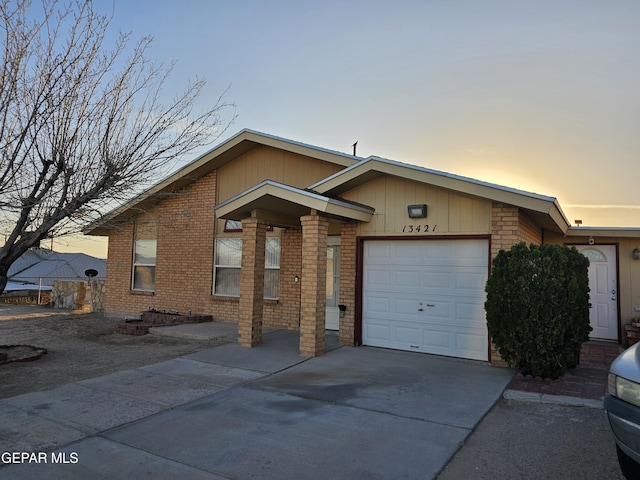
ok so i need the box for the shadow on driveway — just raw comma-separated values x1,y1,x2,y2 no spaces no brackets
1,329,513,480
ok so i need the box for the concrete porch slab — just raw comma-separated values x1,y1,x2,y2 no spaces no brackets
183,329,340,374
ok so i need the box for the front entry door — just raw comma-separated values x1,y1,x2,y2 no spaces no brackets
325,240,340,330
578,245,618,340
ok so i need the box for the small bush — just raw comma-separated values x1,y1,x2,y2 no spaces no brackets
485,243,591,379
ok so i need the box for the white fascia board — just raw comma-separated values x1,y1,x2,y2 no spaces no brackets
215,180,373,221
240,129,363,166
311,157,572,232
567,226,640,238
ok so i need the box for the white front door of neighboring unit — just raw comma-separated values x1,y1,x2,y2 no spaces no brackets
578,245,618,341
362,238,489,361
325,239,341,331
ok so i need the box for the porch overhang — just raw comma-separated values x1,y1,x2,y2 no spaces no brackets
215,180,374,228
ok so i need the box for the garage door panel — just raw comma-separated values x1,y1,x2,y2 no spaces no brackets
422,329,451,349
395,298,421,315
455,301,486,324
365,295,390,315
393,270,422,287
455,271,487,291
365,268,391,287
455,330,487,354
363,239,489,361
396,242,422,260
421,243,454,262
422,271,454,289
366,242,392,261
365,322,391,343
394,325,422,344
418,302,450,319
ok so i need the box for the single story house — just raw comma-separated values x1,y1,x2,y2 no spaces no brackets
85,129,640,363
7,248,106,287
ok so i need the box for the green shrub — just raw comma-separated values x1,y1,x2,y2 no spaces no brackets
485,242,591,379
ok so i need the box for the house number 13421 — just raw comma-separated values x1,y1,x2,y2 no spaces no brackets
402,224,436,233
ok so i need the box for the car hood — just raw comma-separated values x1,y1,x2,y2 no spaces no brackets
610,343,640,384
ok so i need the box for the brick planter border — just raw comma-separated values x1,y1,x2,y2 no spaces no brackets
115,311,213,336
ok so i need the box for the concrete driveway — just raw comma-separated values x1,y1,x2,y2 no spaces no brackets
1,329,513,479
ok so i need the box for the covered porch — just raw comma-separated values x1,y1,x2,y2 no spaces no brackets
214,180,374,356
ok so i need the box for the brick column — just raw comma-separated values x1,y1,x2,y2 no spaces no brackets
339,223,357,346
238,217,267,347
299,215,329,356
490,202,519,260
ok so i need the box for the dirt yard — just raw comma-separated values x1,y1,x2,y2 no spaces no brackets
0,309,230,399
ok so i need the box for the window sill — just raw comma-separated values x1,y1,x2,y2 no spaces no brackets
211,295,278,304
130,290,155,296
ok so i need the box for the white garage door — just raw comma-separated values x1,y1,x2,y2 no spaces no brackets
362,239,489,361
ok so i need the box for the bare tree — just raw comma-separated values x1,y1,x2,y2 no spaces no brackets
0,0,234,294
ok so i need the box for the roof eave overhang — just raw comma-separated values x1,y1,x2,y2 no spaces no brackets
312,159,571,234
85,130,362,235
565,227,640,238
214,181,374,228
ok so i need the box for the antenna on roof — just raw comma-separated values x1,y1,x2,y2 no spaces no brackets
352,141,358,156
574,220,582,227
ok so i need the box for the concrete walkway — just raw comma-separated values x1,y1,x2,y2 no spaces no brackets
0,324,513,479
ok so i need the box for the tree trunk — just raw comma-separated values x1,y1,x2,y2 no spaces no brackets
0,265,8,296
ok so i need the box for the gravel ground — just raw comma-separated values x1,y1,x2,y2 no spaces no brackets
0,308,229,399
438,398,625,480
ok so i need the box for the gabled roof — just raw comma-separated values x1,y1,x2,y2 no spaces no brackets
85,129,362,235
7,249,106,288
86,128,578,236
310,156,571,233
215,180,374,227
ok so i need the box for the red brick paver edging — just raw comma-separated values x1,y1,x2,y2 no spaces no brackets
506,342,623,401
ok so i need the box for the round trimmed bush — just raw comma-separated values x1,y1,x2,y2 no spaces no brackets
485,242,591,379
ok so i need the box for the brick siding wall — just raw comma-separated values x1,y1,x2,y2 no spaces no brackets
518,210,543,245
105,168,305,329
489,202,543,366
490,202,542,258
104,223,136,316
153,172,217,314
105,173,217,317
299,215,328,356
339,223,357,346
276,228,302,330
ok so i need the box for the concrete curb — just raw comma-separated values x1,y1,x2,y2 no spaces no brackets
503,389,603,409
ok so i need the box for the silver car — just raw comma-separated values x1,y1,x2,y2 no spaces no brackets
604,342,640,479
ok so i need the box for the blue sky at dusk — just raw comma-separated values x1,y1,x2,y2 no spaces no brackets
59,0,640,255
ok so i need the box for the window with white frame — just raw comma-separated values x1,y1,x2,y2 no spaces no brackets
213,237,280,298
264,237,281,299
132,214,157,291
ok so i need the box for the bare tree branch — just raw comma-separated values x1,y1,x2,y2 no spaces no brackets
0,0,235,292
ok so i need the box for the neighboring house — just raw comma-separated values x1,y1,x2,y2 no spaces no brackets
6,248,106,288
85,129,640,363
